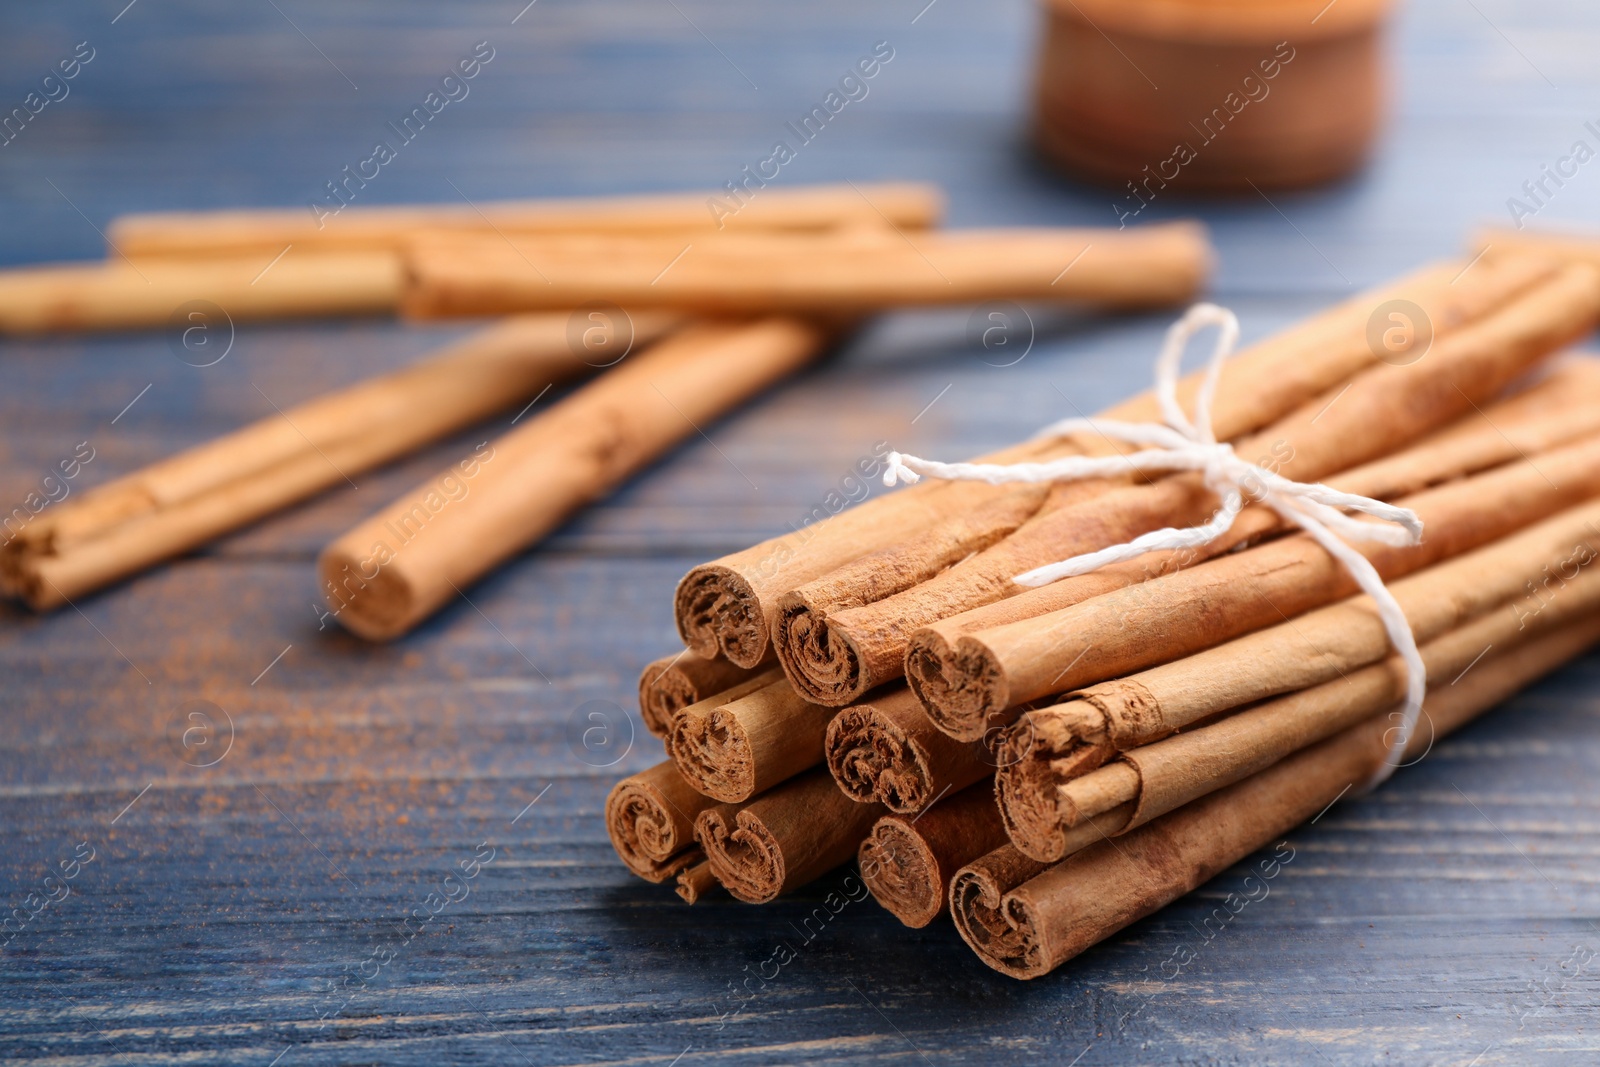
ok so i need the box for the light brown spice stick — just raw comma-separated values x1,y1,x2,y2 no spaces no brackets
637,652,772,739
994,494,1600,859
0,251,401,334
4,313,677,610
792,258,1592,708
922,430,1600,742
694,767,884,904
402,224,1213,318
825,687,991,814
1035,557,1600,859
668,677,830,803
605,761,726,883
318,317,828,641
674,859,721,904
857,782,1009,928
108,182,947,259
672,258,1514,671
955,616,1600,979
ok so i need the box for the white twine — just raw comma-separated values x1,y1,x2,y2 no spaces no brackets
883,303,1427,787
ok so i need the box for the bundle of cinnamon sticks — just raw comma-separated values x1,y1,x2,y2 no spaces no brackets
607,248,1600,979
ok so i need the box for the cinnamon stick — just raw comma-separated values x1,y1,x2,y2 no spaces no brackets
1474,223,1600,276
605,760,725,882
108,182,947,259
791,259,1595,707
955,616,1600,979
668,677,830,803
0,251,400,334
1056,562,1600,844
825,687,990,813
856,783,1009,927
638,652,771,738
694,768,884,903
995,493,1600,858
4,313,679,610
674,859,721,904
318,317,828,640
678,258,1543,670
402,224,1214,318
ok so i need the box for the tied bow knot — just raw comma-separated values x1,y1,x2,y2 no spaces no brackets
883,303,1428,787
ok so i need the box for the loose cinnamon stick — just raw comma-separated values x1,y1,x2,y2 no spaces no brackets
920,428,1600,742
402,224,1213,319
605,761,726,883
668,677,830,803
694,768,884,903
857,783,1009,927
825,687,991,813
674,258,1541,670
108,182,947,259
674,859,722,904
0,251,402,334
995,493,1600,858
3,313,681,610
319,317,828,640
638,652,771,738
956,617,1600,979
793,259,1595,707
1474,223,1600,276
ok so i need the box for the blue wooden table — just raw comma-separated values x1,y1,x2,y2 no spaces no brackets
4,2,1600,1063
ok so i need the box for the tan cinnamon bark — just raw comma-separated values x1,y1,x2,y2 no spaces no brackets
1334,359,1600,500
3,314,681,610
318,317,827,640
674,258,1542,670
674,859,721,904
0,252,401,333
798,260,1597,707
604,761,725,883
402,224,1213,318
1474,223,1600,276
825,687,992,813
923,430,1600,742
956,616,1600,979
857,783,1009,927
1032,558,1600,859
668,677,830,802
638,652,771,738
109,182,947,259
694,768,884,903
995,494,1600,857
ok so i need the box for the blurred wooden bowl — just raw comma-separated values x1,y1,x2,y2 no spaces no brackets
1033,0,1394,195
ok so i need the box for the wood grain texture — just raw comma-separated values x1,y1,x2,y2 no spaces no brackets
3,0,1599,1063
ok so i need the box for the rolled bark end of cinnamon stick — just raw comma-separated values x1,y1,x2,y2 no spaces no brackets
858,819,946,928
947,845,1054,969
637,652,765,739
693,768,883,904
824,687,991,813
905,628,1010,743
668,677,829,803
673,564,770,667
605,762,724,883
858,782,1012,927
774,598,869,706
994,700,1121,861
674,858,721,904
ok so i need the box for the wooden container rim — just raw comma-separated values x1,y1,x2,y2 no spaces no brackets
1040,0,1394,44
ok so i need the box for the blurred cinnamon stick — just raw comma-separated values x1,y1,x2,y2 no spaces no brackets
109,182,946,259
319,317,829,640
402,223,1213,318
